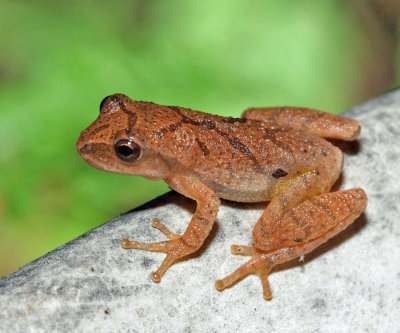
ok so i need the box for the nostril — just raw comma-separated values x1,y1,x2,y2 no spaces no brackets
76,132,89,152
77,142,94,156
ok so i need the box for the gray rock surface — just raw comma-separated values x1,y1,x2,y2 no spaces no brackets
1,90,400,332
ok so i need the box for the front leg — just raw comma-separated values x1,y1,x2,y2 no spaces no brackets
122,175,220,282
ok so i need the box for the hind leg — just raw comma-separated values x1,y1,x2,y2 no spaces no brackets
252,168,335,251
216,188,367,300
242,106,361,141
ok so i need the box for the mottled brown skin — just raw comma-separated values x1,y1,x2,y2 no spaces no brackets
77,94,367,300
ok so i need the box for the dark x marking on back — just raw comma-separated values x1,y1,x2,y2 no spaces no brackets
162,106,265,172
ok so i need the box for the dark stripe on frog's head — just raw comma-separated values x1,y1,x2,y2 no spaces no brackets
110,95,138,130
89,124,110,136
79,143,111,155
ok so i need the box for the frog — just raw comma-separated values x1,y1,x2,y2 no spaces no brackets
76,94,367,300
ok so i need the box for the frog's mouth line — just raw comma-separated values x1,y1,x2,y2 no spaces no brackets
78,143,119,172
78,143,114,168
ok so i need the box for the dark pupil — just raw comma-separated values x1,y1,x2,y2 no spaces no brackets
118,145,133,157
115,140,141,162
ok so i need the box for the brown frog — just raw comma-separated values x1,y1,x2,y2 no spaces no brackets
77,94,367,300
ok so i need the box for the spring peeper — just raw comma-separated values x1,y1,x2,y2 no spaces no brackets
77,94,367,300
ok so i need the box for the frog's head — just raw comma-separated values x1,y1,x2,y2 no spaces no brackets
76,94,169,180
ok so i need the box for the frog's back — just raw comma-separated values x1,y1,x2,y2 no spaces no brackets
134,103,341,202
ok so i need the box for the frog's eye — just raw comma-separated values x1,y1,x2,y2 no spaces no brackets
114,139,142,162
100,95,111,112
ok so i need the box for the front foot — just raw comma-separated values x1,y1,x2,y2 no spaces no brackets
121,219,194,282
215,245,274,300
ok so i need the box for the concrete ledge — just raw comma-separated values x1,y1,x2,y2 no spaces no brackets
1,90,400,332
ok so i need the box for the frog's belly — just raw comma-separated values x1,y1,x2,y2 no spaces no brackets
202,177,276,203
217,188,273,203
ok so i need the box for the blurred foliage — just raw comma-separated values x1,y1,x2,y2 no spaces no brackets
0,0,397,277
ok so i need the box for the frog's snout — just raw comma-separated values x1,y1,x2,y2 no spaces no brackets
76,129,89,155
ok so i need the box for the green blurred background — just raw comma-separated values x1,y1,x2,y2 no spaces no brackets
0,0,399,277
